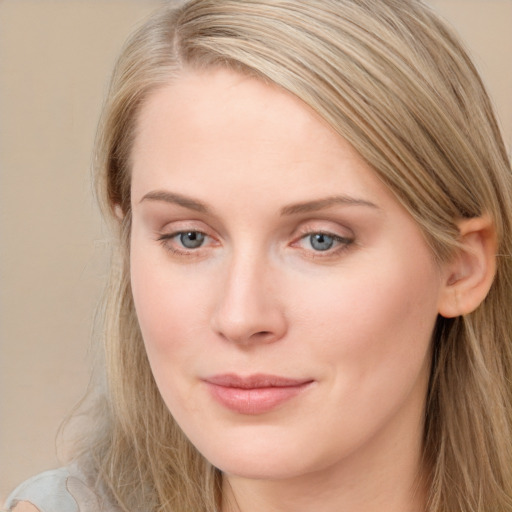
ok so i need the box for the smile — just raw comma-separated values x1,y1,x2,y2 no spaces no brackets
203,374,314,415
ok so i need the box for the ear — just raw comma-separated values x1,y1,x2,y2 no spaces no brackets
114,204,125,220
438,216,497,318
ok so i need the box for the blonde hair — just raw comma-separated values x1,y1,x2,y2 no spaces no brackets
80,1,512,510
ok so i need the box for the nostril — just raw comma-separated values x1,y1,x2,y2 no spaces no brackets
253,330,272,337
251,330,275,342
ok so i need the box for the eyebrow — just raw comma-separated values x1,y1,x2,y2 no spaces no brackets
140,190,210,213
140,190,378,216
280,195,379,216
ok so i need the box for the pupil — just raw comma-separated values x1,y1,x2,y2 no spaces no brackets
310,233,334,251
180,232,205,249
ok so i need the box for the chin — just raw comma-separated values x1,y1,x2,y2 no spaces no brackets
214,454,310,481
191,426,329,481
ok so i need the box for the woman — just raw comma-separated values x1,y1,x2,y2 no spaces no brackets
6,0,512,511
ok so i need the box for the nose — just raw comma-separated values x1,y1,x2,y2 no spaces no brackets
210,253,288,346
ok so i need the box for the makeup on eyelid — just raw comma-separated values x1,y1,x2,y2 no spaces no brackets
154,221,356,259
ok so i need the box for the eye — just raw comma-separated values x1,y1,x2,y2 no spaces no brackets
157,229,212,255
308,233,336,251
294,230,354,256
178,231,206,249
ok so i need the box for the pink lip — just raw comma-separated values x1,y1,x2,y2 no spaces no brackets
203,374,313,415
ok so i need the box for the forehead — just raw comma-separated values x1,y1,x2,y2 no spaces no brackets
130,67,393,211
133,67,339,159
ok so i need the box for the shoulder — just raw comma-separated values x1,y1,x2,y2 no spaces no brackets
4,467,111,512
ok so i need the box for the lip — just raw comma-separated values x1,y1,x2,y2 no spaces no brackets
203,373,314,415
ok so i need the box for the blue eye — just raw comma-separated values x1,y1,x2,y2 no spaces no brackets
309,233,336,251
179,231,205,249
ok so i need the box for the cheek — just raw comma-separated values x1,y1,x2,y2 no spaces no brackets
130,254,212,419
292,250,440,387
129,241,207,370
296,266,435,338
282,256,439,457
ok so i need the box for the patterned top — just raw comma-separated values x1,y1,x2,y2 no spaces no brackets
4,467,117,512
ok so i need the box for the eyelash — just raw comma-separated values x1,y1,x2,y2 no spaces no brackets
293,231,354,258
156,229,354,259
157,231,214,257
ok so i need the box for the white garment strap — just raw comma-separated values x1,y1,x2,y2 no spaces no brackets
5,468,77,512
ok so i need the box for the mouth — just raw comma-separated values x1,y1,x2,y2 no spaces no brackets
203,373,314,415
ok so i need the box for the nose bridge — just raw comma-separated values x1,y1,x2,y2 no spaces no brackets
211,244,287,345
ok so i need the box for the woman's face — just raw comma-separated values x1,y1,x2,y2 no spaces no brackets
130,68,446,481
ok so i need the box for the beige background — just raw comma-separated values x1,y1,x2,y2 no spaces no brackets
1,0,511,501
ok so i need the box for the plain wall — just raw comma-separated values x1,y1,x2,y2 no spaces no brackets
0,0,162,499
1,0,511,500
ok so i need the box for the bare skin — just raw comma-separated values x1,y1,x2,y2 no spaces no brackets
11,502,39,512
130,67,440,512
129,67,495,512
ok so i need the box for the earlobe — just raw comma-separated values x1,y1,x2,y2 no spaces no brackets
438,216,497,318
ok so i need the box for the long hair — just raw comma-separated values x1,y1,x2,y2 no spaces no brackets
79,1,512,510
